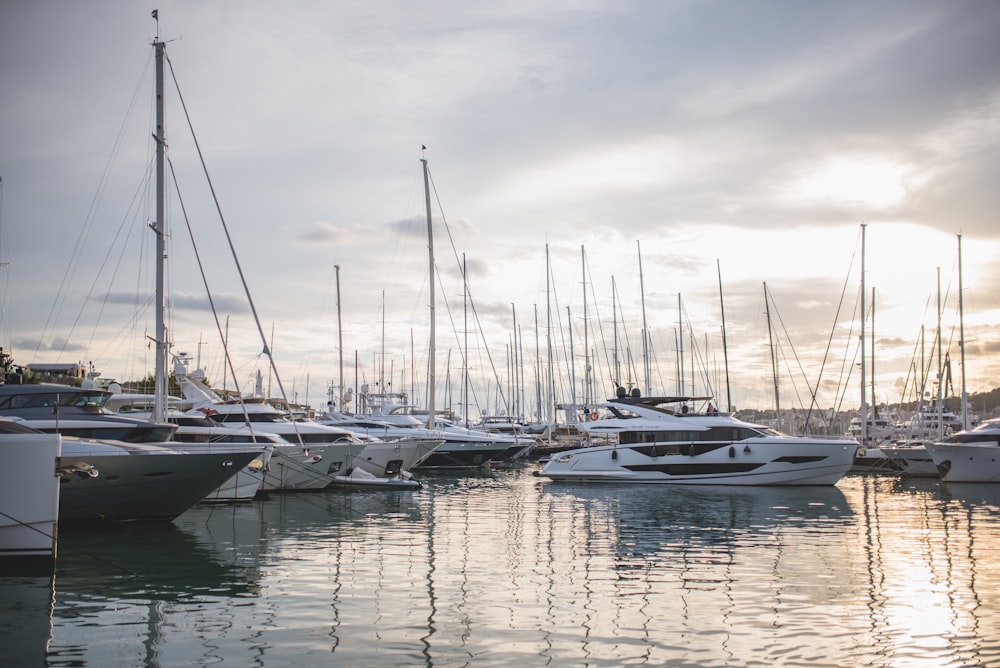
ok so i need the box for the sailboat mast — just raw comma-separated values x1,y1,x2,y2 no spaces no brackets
716,260,732,412
958,234,968,430
870,287,876,419
335,264,344,411
545,243,555,430
567,306,576,410
677,294,685,396
936,266,943,440
860,223,867,445
612,275,620,387
422,157,436,429
581,247,588,406
637,241,650,395
463,253,469,427
152,34,167,423
764,282,780,426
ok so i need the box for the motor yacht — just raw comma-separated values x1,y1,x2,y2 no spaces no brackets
535,391,856,486
924,418,1000,482
0,382,176,442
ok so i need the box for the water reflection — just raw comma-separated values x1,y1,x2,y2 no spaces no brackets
530,482,857,666
2,469,999,666
845,474,1000,668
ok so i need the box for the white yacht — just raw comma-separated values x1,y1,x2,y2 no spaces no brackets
350,388,524,468
172,364,377,490
0,382,177,442
535,391,856,486
315,408,442,478
0,384,262,518
152,413,277,501
924,418,1000,482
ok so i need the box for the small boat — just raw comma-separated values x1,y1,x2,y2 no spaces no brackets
535,391,856,486
924,418,1000,482
0,420,60,562
328,467,423,490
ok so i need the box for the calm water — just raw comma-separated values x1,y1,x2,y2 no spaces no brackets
3,465,999,667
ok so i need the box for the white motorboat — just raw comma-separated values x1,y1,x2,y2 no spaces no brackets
315,409,443,477
173,364,369,490
924,418,1000,482
354,400,521,468
0,384,260,518
0,420,60,562
535,392,856,486
347,389,522,468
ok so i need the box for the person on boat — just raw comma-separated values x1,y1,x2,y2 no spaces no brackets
707,403,717,414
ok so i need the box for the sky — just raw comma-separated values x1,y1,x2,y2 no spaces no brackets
2,1,999,423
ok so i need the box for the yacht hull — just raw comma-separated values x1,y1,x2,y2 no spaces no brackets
57,449,259,521
882,443,938,477
413,441,510,469
536,440,855,486
261,442,366,492
162,444,271,501
352,438,442,477
925,442,1000,482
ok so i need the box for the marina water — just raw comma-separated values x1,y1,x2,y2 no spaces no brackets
3,465,999,666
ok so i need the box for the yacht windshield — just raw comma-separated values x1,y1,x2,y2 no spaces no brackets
0,390,109,410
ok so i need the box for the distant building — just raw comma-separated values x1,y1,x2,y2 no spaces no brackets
24,362,87,383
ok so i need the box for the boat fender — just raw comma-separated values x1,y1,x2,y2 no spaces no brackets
728,446,735,458
611,450,617,460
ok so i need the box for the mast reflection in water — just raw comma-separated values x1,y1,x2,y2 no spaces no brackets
1,468,998,666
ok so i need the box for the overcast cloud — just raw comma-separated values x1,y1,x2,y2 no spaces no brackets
2,1,999,417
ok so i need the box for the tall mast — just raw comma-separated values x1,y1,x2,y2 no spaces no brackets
958,234,968,430
677,294,685,395
717,260,732,412
870,287,876,418
581,245,590,407
935,266,943,440
152,28,167,423
545,243,555,431
637,241,650,395
567,305,576,410
511,303,519,419
860,223,867,445
764,282,780,426
422,156,435,429
462,253,469,426
335,264,344,411
534,304,541,425
612,275,620,387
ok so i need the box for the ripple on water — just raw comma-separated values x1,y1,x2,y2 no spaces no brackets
2,469,994,666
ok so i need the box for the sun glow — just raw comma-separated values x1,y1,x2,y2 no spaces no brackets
791,158,909,208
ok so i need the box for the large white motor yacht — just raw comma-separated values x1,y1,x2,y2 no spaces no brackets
535,391,856,486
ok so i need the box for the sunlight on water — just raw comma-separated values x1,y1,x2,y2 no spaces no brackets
2,468,999,666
